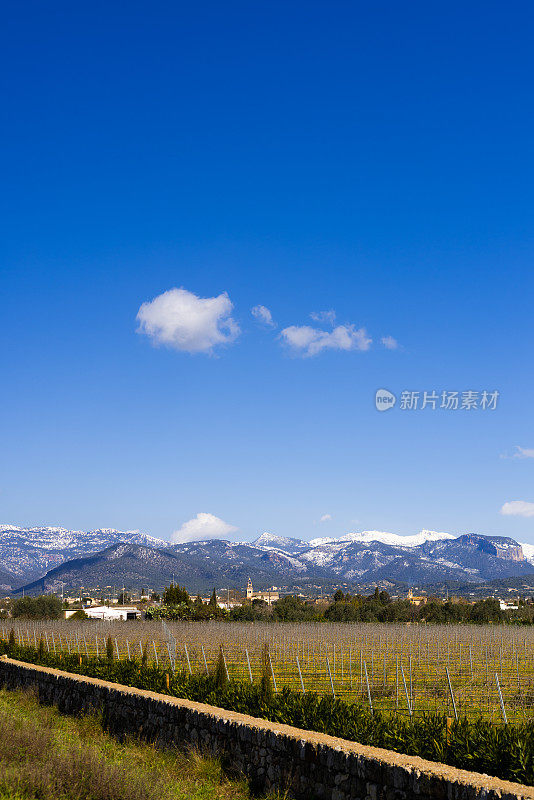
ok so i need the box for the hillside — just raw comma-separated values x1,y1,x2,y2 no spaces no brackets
0,567,21,592
0,525,167,580
12,528,534,595
15,543,214,596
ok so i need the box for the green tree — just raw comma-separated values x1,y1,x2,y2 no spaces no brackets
162,583,190,605
214,646,228,689
12,595,62,620
324,600,362,622
259,643,273,701
470,598,503,623
68,609,88,621
208,588,217,608
272,595,316,621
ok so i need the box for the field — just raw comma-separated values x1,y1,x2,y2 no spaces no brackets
0,688,261,800
3,620,534,724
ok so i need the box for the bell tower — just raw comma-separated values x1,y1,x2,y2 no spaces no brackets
246,578,253,599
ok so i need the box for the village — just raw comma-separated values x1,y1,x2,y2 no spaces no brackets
24,580,518,623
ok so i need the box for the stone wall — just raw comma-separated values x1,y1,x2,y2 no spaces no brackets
1,655,533,800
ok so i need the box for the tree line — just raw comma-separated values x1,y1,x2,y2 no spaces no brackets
230,588,531,624
5,585,534,625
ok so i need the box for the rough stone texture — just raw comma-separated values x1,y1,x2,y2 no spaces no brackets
1,655,533,800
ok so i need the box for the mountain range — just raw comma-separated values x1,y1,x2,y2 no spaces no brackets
0,525,165,583
3,525,534,596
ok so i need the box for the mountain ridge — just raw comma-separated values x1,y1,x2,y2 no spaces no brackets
7,525,534,596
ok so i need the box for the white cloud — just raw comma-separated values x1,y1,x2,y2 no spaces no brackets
136,287,240,354
280,324,372,357
319,514,332,523
500,501,534,518
251,304,275,327
381,335,399,350
503,446,534,459
171,512,238,543
310,310,336,326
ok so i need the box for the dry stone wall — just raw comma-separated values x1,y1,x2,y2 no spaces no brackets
1,655,533,800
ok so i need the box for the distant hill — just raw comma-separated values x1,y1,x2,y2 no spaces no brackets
0,525,167,581
14,543,211,596
13,528,534,596
0,567,22,592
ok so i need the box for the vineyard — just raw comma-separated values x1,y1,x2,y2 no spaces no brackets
3,621,534,724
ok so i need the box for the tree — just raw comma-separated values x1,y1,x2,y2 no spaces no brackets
333,589,345,602
230,600,272,621
259,643,273,701
68,609,88,621
272,595,316,622
12,595,62,620
208,588,217,608
470,598,503,624
162,583,190,605
214,646,228,689
324,600,362,622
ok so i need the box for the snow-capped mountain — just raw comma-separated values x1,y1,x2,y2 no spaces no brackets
252,532,309,553
308,529,455,548
0,525,166,579
520,542,534,565
7,524,534,596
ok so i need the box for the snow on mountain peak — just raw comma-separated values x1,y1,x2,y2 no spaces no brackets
255,532,289,545
520,542,534,564
252,532,305,549
308,529,455,549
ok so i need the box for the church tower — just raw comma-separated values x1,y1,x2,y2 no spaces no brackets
246,578,253,599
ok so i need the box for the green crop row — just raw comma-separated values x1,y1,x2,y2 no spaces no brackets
1,636,533,786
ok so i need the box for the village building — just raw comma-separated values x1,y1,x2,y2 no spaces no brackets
246,578,279,605
65,605,141,621
407,588,427,606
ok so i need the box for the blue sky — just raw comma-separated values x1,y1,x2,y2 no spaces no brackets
1,1,534,544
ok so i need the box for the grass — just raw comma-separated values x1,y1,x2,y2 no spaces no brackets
0,689,274,800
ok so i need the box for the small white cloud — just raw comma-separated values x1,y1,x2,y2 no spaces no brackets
136,287,240,354
310,310,336,326
506,446,534,459
319,514,332,523
381,335,399,350
251,305,275,327
500,501,534,518
280,324,371,357
171,512,238,543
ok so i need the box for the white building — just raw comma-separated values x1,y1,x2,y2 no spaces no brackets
84,606,141,621
499,600,519,611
